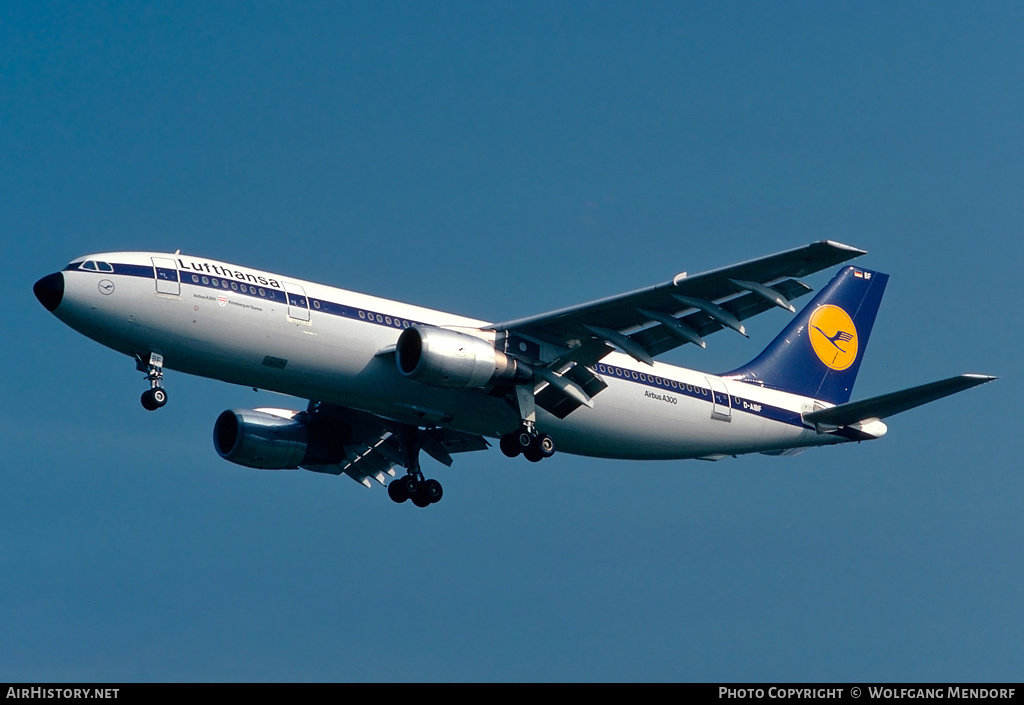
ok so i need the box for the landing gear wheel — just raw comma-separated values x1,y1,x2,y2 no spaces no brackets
401,475,420,497
499,433,521,458
423,479,443,504
141,388,167,411
506,426,556,463
388,479,410,503
389,426,443,508
536,433,555,458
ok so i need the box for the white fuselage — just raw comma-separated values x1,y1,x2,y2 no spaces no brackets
51,252,864,460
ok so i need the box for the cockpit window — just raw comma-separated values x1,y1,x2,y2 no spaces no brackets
77,260,113,272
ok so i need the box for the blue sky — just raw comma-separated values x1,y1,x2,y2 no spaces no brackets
2,1,1020,681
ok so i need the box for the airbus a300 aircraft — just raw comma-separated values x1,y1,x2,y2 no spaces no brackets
33,241,994,508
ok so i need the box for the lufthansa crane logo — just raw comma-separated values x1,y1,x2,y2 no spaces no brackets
808,305,858,371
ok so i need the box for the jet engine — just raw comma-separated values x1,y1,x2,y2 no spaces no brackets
396,325,530,389
213,408,348,469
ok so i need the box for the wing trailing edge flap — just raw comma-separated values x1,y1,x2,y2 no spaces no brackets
303,432,399,487
552,279,813,366
535,364,610,419
302,403,490,488
532,339,612,419
802,374,997,429
631,278,813,358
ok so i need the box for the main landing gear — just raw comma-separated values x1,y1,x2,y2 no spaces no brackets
499,423,556,463
388,475,443,508
387,425,444,508
499,383,556,463
137,352,168,411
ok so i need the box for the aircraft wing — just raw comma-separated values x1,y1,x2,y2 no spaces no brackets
300,402,490,487
802,374,997,428
491,240,866,364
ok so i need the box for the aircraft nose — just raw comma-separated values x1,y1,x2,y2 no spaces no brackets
33,272,64,312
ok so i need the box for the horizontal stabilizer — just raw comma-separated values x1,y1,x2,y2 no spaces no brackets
802,374,996,427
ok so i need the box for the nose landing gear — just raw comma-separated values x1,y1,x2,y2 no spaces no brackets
137,352,168,411
141,387,168,411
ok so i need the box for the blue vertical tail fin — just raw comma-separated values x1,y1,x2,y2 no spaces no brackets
722,266,888,405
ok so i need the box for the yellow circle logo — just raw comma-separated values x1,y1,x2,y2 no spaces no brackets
808,305,858,371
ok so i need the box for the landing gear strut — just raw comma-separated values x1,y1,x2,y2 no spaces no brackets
138,352,168,411
387,425,444,508
498,381,556,463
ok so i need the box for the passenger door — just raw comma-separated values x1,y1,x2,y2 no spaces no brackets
151,257,180,295
706,376,732,421
284,282,310,322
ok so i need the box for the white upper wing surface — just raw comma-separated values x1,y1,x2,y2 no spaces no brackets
490,240,867,364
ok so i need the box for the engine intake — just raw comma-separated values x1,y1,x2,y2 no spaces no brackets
213,408,347,469
396,325,529,389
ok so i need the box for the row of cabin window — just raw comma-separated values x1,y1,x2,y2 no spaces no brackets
185,275,413,327
75,262,471,336
357,310,413,329
595,363,709,396
190,273,273,299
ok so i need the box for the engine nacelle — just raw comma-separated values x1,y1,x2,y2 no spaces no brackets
396,325,529,389
213,408,347,470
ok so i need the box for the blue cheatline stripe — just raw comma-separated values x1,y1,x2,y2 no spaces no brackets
591,362,808,429
66,260,429,332
72,261,813,431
